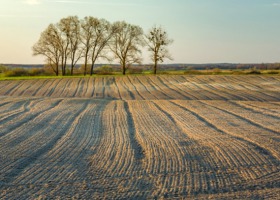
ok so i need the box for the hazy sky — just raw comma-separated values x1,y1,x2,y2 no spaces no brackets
1,0,280,64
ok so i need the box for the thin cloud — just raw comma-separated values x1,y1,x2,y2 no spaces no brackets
272,3,280,6
23,0,41,5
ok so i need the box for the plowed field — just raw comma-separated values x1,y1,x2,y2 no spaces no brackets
0,75,279,199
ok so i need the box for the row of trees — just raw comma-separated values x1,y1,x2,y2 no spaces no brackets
33,16,173,76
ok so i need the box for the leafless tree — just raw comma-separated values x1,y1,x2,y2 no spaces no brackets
32,24,62,76
58,16,82,75
109,21,144,75
80,16,96,76
146,26,173,74
88,18,117,76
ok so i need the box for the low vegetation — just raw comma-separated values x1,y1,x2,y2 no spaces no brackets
0,64,279,80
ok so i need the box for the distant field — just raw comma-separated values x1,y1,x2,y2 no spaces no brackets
0,75,279,199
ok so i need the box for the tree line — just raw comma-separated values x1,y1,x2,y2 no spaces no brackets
33,16,173,76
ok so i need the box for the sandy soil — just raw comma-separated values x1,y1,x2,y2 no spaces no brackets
0,75,279,199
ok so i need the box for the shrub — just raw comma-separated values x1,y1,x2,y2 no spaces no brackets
246,69,261,74
4,68,29,77
0,65,8,73
212,68,221,74
265,70,279,75
127,67,143,74
94,65,114,75
29,68,50,76
183,70,203,75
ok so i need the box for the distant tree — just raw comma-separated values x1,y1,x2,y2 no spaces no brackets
87,18,117,76
80,16,96,76
145,26,173,74
109,21,144,75
33,24,62,76
58,16,82,75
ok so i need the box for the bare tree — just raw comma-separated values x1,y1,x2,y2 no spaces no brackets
110,21,144,75
146,26,173,74
88,18,117,76
80,16,96,76
33,24,62,76
58,16,82,75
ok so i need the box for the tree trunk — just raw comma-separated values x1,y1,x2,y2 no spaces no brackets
84,62,87,76
56,63,59,76
122,64,126,75
70,63,74,76
154,63,157,74
154,58,158,74
90,61,95,76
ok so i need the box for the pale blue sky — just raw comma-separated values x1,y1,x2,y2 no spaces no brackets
0,0,280,64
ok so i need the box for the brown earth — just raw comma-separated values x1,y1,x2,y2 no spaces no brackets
0,75,279,199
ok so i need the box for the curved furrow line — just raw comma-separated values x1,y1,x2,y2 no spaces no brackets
171,101,278,165
89,101,138,179
16,80,37,96
122,76,139,99
35,78,55,97
0,100,31,126
191,76,255,101
146,77,171,99
240,78,280,101
21,80,48,97
234,101,280,118
151,101,242,195
184,75,275,101
128,76,156,100
91,77,105,99
0,97,30,116
30,79,49,97
0,98,52,138
127,100,194,196
4,80,25,96
120,77,137,100
0,99,62,152
0,81,15,94
202,101,280,136
45,79,63,97
1,101,93,200
135,76,160,100
143,76,173,99
155,76,191,100
0,99,65,169
0,99,83,185
110,77,122,100
67,78,81,97
50,79,67,97
77,78,87,97
87,78,95,98
122,76,144,100
11,100,95,187
173,100,280,162
156,101,270,171
126,76,145,100
228,76,280,101
58,79,73,97
159,75,198,100
103,77,119,100
176,76,217,100
71,78,82,97
82,77,92,98
217,101,280,132
114,77,132,100
76,78,86,97
188,76,236,100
